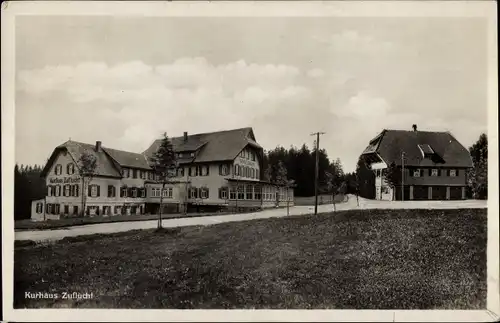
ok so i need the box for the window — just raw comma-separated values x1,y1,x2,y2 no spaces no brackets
120,186,128,198
234,165,240,176
64,205,69,214
238,186,245,200
55,185,61,196
133,169,138,179
220,164,229,176
177,167,185,177
122,168,129,178
141,170,146,180
254,186,262,200
229,188,236,200
219,187,228,199
71,184,79,197
449,169,457,177
431,169,438,176
246,185,253,200
201,165,209,176
412,169,421,177
89,185,100,197
200,187,209,199
108,185,116,197
67,163,75,175
54,164,62,175
64,184,71,197
190,152,195,157
162,188,173,198
148,172,153,180
54,204,60,214
140,187,146,198
178,153,183,158
190,187,198,199
132,187,138,198
73,206,78,215
36,203,43,214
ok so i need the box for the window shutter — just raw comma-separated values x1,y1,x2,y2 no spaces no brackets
75,185,79,197
428,169,431,176
206,165,209,176
88,185,92,197
456,169,459,176
219,165,222,175
438,169,441,176
218,188,222,199
447,169,450,176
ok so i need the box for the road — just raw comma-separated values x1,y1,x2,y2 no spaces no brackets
15,196,487,242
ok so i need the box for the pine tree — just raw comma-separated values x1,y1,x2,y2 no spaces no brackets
150,132,177,228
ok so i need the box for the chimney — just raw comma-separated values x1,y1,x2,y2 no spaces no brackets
412,124,417,132
183,132,188,142
95,141,102,152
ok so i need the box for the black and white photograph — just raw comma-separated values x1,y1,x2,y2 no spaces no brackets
2,1,498,322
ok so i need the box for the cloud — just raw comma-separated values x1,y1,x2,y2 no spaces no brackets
17,58,311,152
333,91,390,118
307,68,325,79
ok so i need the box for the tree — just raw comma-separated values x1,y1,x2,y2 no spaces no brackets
467,134,487,200
325,169,346,211
274,160,292,215
78,150,97,217
150,132,177,228
355,157,375,199
384,162,401,200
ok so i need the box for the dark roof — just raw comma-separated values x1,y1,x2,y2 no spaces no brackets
103,147,151,170
41,140,151,178
143,127,262,164
361,129,473,168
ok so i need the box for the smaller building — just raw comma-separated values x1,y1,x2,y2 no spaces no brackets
360,124,473,201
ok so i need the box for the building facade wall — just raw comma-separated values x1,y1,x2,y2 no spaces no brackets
373,165,469,201
32,142,295,220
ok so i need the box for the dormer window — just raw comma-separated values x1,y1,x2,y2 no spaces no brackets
418,144,435,158
190,152,195,157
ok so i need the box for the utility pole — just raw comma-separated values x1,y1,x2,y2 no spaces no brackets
311,132,326,215
401,151,405,201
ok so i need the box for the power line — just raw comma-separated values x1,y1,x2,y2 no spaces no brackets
310,132,326,215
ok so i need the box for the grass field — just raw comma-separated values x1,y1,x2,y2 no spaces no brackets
294,194,346,206
14,208,487,309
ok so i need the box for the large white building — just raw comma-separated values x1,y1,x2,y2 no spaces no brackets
31,127,294,221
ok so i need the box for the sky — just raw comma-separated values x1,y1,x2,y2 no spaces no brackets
15,16,488,173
